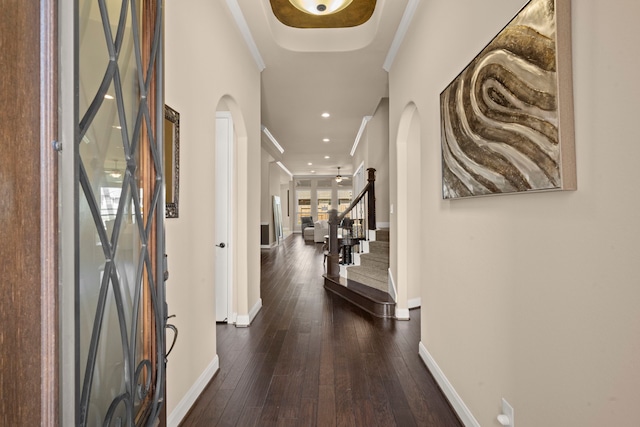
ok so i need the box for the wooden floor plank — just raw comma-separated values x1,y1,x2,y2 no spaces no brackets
179,234,462,427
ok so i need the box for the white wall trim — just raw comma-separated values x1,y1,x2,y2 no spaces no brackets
408,297,421,309
388,268,397,302
418,342,481,427
383,0,421,72
396,307,410,320
236,298,263,327
350,115,372,156
167,355,220,427
377,221,390,229
224,0,266,71
389,264,409,320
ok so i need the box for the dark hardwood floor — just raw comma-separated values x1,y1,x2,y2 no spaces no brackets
179,234,462,426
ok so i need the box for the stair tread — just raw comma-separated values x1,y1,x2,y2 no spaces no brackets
347,269,387,293
359,251,388,262
324,274,394,304
369,241,389,248
357,258,388,271
345,278,394,303
374,229,389,242
348,265,388,279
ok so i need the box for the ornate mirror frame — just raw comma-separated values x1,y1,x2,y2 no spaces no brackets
164,104,180,218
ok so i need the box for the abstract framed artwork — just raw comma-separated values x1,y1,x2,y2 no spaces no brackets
440,0,576,199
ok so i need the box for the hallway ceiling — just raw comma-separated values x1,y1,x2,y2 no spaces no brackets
227,0,412,177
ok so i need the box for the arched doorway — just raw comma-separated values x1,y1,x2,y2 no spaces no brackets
214,96,254,326
395,103,422,320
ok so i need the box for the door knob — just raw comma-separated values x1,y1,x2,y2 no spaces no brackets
216,242,226,248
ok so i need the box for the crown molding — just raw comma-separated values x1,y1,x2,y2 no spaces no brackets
225,0,266,71
383,0,420,72
350,116,372,156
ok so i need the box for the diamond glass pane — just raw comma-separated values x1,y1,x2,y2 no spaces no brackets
77,0,164,425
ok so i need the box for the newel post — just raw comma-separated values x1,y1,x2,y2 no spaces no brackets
367,168,376,230
326,209,340,278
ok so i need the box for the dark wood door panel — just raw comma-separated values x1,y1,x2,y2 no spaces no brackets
0,0,58,425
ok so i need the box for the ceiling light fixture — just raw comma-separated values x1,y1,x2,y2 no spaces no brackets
335,166,343,183
109,160,122,179
321,112,330,118
289,0,353,15
323,138,330,143
324,155,330,159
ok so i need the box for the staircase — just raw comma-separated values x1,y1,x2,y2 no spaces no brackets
347,229,389,292
324,229,395,318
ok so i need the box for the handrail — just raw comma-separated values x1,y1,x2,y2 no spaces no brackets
326,168,376,278
336,181,370,223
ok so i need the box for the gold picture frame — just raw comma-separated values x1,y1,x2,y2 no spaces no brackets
164,104,180,218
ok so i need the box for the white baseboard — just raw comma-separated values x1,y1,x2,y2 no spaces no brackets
339,264,347,278
396,308,410,320
249,298,262,322
377,221,390,228
408,297,421,309
236,298,262,327
167,355,219,427
418,342,480,427
261,240,280,249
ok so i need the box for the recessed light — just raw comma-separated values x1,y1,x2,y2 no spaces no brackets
323,138,330,143
308,162,313,166
321,112,330,118
324,156,330,159
311,170,316,174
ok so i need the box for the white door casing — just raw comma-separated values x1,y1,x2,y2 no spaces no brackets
215,112,234,323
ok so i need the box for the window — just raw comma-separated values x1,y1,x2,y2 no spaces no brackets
338,189,353,215
296,189,311,225
317,189,331,221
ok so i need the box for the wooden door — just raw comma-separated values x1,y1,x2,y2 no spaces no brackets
0,0,58,425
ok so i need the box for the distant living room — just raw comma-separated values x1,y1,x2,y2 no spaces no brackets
295,177,353,243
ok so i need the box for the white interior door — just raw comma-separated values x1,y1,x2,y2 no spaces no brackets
215,112,233,322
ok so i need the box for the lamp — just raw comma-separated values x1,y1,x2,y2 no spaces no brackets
335,166,342,183
289,0,353,15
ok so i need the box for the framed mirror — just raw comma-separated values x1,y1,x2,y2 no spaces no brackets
164,104,180,218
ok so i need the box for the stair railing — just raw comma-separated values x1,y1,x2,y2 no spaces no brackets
326,168,376,278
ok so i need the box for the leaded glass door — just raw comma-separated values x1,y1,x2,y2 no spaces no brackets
76,0,166,425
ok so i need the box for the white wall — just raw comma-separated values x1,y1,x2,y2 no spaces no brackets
351,99,390,227
260,148,292,245
389,0,640,426
164,0,261,422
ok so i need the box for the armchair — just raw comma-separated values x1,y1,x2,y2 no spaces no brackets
300,216,314,240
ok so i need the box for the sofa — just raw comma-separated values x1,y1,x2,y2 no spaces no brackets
301,216,314,241
313,220,329,243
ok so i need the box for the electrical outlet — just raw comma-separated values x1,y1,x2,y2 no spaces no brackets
498,398,514,427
